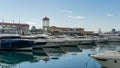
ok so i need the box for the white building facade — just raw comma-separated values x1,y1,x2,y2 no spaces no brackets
0,22,29,34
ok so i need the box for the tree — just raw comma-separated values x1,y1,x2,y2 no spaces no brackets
31,26,36,30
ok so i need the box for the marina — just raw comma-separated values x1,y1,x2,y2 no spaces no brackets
0,31,120,68
0,0,119,68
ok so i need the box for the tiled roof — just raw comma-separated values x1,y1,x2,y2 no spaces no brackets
43,17,49,20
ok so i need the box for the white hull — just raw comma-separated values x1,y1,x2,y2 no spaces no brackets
78,40,94,45
108,39,120,42
62,40,80,46
91,51,120,68
94,37,108,43
75,36,94,45
95,59,120,68
44,42,63,47
33,41,64,48
33,42,63,48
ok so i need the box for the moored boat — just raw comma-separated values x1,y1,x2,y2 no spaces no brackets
42,35,65,47
21,34,48,49
75,36,95,45
56,35,80,46
94,36,108,43
91,51,120,68
0,34,34,51
98,33,120,42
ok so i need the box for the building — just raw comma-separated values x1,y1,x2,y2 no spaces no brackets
29,29,44,34
0,22,29,34
41,17,94,35
42,17,50,32
83,31,94,35
49,26,94,35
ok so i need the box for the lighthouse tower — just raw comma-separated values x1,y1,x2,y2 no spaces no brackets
42,17,50,32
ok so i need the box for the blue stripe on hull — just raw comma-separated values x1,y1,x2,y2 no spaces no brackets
0,40,34,49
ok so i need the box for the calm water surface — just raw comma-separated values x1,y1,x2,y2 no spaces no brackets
0,42,120,68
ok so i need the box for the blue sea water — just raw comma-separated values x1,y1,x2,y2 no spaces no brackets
0,42,120,68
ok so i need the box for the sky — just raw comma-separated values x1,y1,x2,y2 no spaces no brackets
0,0,120,32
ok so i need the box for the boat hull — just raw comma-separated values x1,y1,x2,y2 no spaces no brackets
44,42,63,47
62,40,80,46
78,40,95,45
33,42,47,49
0,39,34,51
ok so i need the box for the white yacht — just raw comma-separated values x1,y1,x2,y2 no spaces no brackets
99,33,120,42
94,36,108,43
108,34,120,42
56,35,94,46
91,51,120,68
62,36,80,46
53,35,80,46
21,34,48,49
45,35,65,47
22,35,47,45
22,34,65,48
75,36,95,45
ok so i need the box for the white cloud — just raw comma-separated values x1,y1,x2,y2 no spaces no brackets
26,22,36,26
62,10,72,14
106,13,114,17
68,16,85,19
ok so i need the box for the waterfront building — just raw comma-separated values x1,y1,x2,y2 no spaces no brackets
0,22,29,34
42,17,50,33
83,31,94,35
29,28,44,34
41,17,94,35
49,26,94,35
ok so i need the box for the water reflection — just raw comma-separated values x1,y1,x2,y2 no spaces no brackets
0,51,34,68
32,49,49,63
0,42,120,68
0,46,84,68
96,42,120,53
61,46,82,53
78,44,95,50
